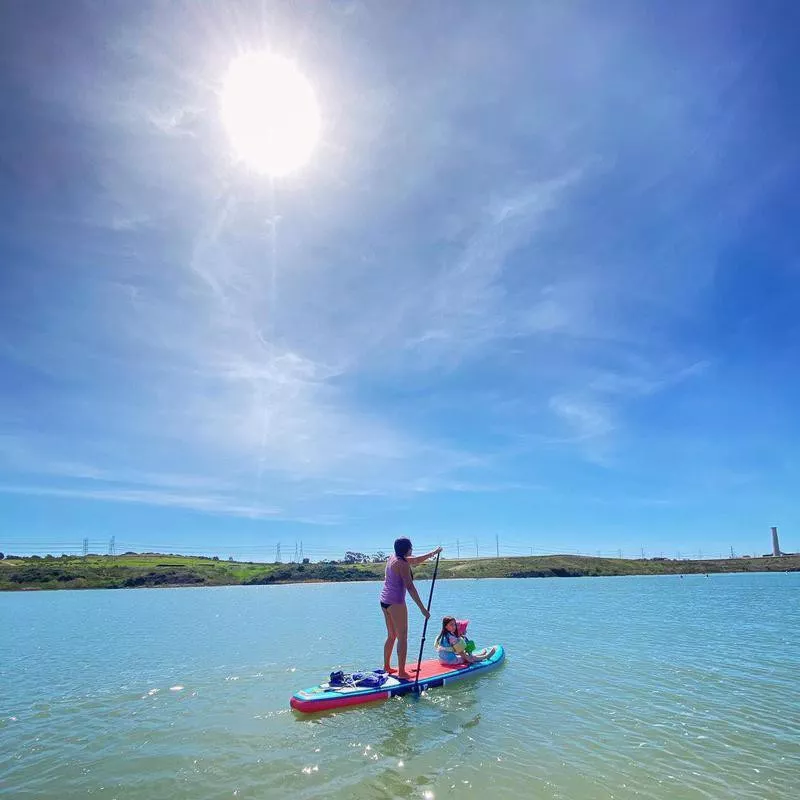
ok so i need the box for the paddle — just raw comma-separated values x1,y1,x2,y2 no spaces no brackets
413,549,441,694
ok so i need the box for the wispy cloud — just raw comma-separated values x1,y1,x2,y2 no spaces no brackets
589,360,711,398
549,395,615,443
0,484,281,519
408,479,533,494
405,168,587,359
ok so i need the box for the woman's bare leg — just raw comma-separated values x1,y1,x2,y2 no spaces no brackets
381,606,397,672
387,603,410,676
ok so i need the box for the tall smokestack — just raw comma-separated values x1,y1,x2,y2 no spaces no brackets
771,526,781,557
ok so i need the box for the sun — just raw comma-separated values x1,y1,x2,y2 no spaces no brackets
220,52,321,178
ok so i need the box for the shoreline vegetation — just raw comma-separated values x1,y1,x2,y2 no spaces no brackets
1,552,798,591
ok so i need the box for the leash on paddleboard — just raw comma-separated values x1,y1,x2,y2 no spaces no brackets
413,550,441,694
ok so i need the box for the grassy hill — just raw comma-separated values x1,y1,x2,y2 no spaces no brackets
1,551,798,591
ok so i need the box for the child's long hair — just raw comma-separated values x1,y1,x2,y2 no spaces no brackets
434,616,457,648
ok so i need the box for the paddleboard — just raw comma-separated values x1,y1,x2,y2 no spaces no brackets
290,644,505,713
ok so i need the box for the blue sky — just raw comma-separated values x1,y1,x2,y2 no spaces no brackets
1,1,798,561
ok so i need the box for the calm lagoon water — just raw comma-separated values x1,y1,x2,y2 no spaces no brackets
1,573,798,799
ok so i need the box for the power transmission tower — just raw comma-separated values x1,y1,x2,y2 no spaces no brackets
299,541,303,561
82,538,88,556
617,549,623,559
456,539,460,558
495,534,499,558
640,546,645,560
276,542,281,563
475,538,479,559
109,536,115,556
293,542,299,562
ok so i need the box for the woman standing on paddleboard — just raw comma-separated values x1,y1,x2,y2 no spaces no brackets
380,538,442,679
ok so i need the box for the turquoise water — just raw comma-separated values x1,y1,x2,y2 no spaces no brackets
1,573,798,799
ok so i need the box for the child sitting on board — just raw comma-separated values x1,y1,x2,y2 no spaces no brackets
434,616,496,666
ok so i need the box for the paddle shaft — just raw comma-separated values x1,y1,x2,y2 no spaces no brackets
413,550,441,693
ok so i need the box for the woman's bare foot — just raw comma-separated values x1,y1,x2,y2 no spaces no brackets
384,666,397,674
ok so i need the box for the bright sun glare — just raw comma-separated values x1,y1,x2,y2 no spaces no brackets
220,52,320,178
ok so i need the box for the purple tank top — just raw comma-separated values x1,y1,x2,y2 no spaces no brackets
379,556,406,605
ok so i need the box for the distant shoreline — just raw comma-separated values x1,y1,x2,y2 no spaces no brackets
1,552,798,591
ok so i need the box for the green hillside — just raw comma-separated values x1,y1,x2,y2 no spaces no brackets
1,551,797,591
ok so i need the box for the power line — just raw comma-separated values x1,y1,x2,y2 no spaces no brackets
2,536,777,562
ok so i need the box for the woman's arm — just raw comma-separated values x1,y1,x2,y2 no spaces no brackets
396,559,429,618
407,546,442,566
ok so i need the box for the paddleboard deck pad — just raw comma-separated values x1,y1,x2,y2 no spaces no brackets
290,644,504,713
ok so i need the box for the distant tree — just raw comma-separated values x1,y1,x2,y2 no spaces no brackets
344,551,369,564
372,551,388,563
0,552,4,560
302,558,310,564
